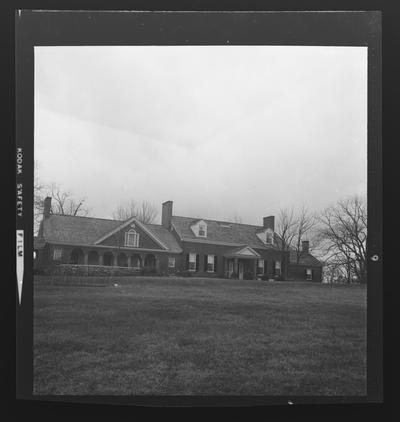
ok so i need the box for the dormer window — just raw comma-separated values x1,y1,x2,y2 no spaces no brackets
125,229,139,247
199,224,206,237
190,220,208,238
256,228,274,245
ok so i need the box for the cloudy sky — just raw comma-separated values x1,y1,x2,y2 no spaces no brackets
35,46,367,225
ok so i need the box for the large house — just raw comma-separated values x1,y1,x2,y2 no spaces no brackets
34,198,323,281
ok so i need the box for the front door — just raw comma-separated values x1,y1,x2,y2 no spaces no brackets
238,262,244,280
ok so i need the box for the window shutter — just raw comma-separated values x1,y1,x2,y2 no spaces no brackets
214,255,218,272
304,268,307,278
204,254,207,271
196,254,199,271
186,253,189,270
272,260,275,275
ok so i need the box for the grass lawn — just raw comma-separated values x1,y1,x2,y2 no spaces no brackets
34,276,367,395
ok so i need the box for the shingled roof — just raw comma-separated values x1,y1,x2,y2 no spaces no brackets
40,214,182,253
140,223,182,253
171,216,280,250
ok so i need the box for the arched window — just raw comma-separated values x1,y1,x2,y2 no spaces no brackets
118,253,128,267
70,248,84,265
125,229,139,247
88,250,99,265
103,252,113,266
131,254,141,268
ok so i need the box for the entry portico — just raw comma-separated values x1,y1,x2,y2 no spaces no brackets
224,245,260,280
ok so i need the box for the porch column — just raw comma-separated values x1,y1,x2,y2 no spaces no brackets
127,255,132,267
113,254,118,266
253,259,258,280
99,253,103,266
234,257,238,276
83,251,89,265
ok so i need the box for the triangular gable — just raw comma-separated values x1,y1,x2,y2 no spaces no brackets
236,246,260,257
94,217,168,250
224,245,261,258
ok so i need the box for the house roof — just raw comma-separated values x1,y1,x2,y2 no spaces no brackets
171,215,321,266
171,216,280,250
142,223,182,253
40,214,182,253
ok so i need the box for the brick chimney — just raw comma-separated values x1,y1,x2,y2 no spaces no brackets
263,216,275,231
162,200,173,229
43,196,52,219
302,240,309,253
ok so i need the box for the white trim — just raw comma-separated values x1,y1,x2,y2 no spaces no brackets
53,248,62,260
133,219,169,250
190,219,208,238
207,254,215,272
170,221,183,240
125,229,139,247
188,252,197,271
224,245,261,259
93,217,168,250
168,257,176,268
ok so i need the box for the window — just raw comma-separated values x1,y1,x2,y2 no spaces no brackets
306,268,313,280
198,224,206,237
53,248,62,260
125,229,139,247
257,259,264,275
266,231,273,244
189,253,197,271
275,260,281,276
168,257,176,268
207,255,215,272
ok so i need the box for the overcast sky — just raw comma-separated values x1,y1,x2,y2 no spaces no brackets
35,46,367,225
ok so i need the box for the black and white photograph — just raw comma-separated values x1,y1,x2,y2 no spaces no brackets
15,10,382,404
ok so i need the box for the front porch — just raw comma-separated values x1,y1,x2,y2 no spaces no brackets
68,247,158,270
223,245,263,280
42,245,171,276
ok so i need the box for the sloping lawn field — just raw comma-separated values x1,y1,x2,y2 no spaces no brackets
34,276,366,395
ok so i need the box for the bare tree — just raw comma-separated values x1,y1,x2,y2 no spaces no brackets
34,161,46,234
112,200,138,221
138,201,159,224
47,183,90,217
275,207,298,279
112,200,158,224
318,195,367,284
293,206,318,264
34,163,90,234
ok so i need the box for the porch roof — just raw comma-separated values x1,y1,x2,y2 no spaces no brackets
223,245,261,259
